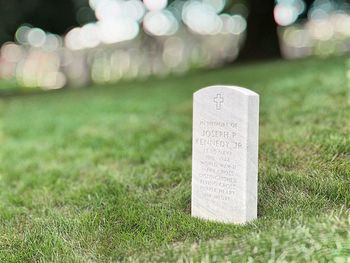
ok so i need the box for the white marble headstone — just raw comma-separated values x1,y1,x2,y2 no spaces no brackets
191,85,259,224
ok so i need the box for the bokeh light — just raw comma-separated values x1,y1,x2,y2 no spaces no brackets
143,10,178,36
143,0,168,11
15,25,31,45
3,0,349,91
182,1,222,35
80,23,100,48
98,18,139,44
1,43,23,63
27,28,46,47
203,0,226,13
274,0,305,26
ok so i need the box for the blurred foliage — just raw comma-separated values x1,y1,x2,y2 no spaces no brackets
0,0,95,44
2,0,350,91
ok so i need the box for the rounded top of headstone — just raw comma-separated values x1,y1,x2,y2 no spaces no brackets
194,85,259,97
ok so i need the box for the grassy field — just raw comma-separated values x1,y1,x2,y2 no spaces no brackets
0,56,349,262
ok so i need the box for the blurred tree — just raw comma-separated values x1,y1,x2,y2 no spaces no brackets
0,0,94,44
238,0,280,61
23,0,78,34
238,0,315,61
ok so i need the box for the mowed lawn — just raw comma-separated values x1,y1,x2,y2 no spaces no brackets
0,57,349,262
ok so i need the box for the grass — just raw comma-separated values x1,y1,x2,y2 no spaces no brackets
0,56,349,262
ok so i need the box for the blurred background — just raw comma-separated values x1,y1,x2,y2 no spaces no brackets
0,0,349,91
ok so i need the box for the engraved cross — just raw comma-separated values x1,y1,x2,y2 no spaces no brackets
213,94,224,110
